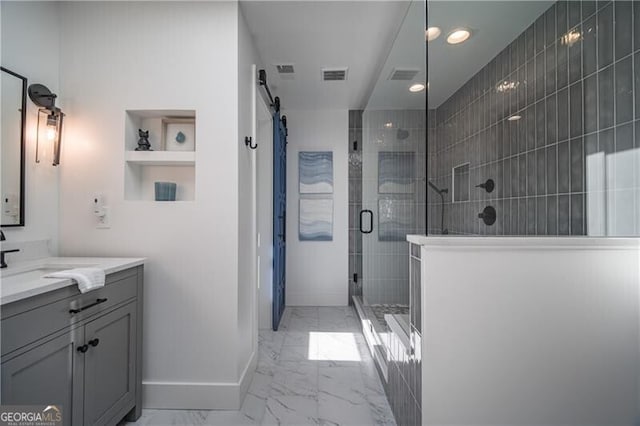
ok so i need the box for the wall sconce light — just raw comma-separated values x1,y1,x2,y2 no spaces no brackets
28,84,64,166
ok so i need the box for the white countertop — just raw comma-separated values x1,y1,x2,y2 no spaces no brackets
1,257,145,305
406,235,640,250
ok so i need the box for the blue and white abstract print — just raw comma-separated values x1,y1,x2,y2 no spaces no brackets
378,198,414,241
378,152,415,194
299,151,333,193
299,198,333,241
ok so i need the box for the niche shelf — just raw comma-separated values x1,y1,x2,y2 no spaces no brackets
124,109,196,201
125,151,195,166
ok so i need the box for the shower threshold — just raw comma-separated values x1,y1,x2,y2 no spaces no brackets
353,296,410,383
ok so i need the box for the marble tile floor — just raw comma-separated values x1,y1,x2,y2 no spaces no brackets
122,306,396,426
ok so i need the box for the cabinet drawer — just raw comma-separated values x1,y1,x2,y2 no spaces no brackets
1,270,138,357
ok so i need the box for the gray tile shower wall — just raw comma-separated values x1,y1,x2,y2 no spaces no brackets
428,0,640,236
385,320,422,426
349,110,363,303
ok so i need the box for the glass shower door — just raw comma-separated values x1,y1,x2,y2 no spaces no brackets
359,0,427,330
360,110,426,320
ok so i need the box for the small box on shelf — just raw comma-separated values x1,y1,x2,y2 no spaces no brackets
125,163,194,201
154,182,177,201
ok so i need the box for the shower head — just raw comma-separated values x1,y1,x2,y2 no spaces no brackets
396,128,410,140
428,181,448,194
429,181,449,236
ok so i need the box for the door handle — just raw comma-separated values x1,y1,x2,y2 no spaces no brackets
88,338,100,347
77,344,89,353
359,210,373,234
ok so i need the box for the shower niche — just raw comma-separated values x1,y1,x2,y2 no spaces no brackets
452,163,470,203
124,110,196,201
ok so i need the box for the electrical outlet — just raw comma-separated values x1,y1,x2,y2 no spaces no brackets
96,206,110,229
3,194,18,217
92,193,105,216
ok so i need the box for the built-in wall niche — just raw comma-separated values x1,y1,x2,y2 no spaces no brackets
124,110,196,201
452,163,469,203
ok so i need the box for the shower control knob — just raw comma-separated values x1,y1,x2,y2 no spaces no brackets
478,206,497,226
476,179,495,193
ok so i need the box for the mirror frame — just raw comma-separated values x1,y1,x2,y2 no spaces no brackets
1,66,27,227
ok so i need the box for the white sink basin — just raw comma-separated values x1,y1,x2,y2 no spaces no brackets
1,268,66,287
1,264,98,282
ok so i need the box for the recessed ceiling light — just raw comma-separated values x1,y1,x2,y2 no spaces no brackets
507,115,522,121
447,28,472,45
384,122,393,128
560,29,582,47
426,26,442,42
409,83,426,93
496,80,520,92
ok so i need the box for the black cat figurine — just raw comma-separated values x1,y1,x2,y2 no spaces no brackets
135,129,152,151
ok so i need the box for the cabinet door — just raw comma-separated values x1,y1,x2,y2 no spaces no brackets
1,329,84,426
83,302,136,426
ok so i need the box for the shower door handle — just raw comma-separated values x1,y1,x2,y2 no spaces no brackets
360,210,373,234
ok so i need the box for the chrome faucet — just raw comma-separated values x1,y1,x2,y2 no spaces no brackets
0,230,20,269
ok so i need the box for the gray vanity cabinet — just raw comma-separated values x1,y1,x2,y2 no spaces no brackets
1,265,143,426
83,302,136,426
1,330,84,426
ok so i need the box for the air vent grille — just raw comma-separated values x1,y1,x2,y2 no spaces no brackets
322,68,348,81
389,68,420,81
276,64,295,74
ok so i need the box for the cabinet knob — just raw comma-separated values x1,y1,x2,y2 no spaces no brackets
88,338,100,347
77,344,89,353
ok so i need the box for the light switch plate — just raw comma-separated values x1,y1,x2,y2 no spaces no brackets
97,207,111,229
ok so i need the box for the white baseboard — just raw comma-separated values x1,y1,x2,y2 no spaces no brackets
238,349,257,401
143,350,257,410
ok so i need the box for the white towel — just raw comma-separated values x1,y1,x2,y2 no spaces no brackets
45,267,106,293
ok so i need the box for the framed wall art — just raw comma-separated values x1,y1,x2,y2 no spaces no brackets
162,117,195,151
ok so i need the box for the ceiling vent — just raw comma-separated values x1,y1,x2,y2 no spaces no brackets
388,68,420,81
276,64,295,74
322,68,348,81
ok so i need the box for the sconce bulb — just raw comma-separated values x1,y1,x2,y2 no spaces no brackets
46,127,57,141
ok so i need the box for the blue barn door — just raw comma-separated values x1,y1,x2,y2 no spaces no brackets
272,101,287,330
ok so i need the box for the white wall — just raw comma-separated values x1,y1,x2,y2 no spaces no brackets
418,237,640,425
284,109,348,306
1,1,60,251
57,1,248,409
236,7,261,382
